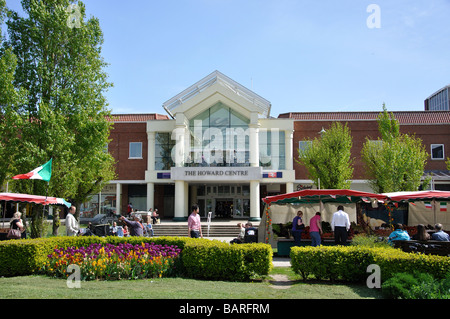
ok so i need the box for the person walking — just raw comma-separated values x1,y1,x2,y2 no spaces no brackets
188,204,203,238
309,212,323,247
8,212,25,239
291,211,304,246
331,205,350,245
66,206,80,236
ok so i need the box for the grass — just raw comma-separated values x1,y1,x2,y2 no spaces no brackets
7,225,383,299
0,267,383,299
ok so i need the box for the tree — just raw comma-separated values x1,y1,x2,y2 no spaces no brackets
0,0,28,188
3,0,116,236
361,105,428,193
296,122,354,189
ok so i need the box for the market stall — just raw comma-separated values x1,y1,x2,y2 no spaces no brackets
0,192,71,240
259,189,388,248
383,190,450,230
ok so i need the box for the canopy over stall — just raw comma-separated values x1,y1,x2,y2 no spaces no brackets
383,191,450,229
0,193,72,208
259,189,388,244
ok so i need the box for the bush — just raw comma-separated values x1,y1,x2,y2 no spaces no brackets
382,272,450,299
290,245,450,283
1,236,272,281
350,234,390,248
0,236,194,277
182,240,272,281
291,246,376,281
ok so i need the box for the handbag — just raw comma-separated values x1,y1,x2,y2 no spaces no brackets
7,227,22,239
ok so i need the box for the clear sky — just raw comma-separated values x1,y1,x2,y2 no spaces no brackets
5,0,450,116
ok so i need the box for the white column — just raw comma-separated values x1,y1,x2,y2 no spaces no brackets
286,182,294,194
249,180,261,221
147,132,156,171
249,125,260,167
116,183,121,215
174,180,186,221
285,130,293,171
147,182,154,211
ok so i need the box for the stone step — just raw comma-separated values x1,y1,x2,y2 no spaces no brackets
150,224,242,237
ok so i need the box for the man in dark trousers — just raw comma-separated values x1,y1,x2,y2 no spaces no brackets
331,205,350,245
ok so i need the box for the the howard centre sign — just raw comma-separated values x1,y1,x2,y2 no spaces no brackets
171,167,262,181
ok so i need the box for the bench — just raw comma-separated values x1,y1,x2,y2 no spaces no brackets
393,240,450,256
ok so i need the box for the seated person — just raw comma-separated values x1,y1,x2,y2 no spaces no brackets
388,223,410,244
111,222,119,236
83,222,95,236
116,226,124,237
431,223,450,241
144,223,154,237
152,209,160,224
230,223,245,244
243,222,258,243
412,224,430,241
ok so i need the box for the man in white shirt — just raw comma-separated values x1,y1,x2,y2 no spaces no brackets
331,205,350,245
66,206,80,236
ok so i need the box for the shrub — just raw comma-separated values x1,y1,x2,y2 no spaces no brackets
290,245,450,283
382,272,450,299
291,246,376,281
182,240,272,281
1,236,272,281
350,234,390,248
0,236,193,277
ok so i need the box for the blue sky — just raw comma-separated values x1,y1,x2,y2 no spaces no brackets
5,0,450,116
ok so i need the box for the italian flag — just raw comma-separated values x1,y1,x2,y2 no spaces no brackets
12,159,52,182
424,202,432,209
440,202,447,212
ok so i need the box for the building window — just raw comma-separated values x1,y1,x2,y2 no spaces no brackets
259,129,285,170
188,102,250,167
431,144,444,160
155,133,175,170
298,141,312,155
129,142,143,159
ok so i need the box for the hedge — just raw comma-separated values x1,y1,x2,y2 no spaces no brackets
290,246,450,282
0,237,273,281
182,240,272,281
0,236,194,277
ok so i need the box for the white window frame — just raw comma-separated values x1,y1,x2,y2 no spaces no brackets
431,144,445,160
129,142,143,159
298,141,312,155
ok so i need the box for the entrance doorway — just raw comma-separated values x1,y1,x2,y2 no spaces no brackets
215,199,233,218
195,184,250,219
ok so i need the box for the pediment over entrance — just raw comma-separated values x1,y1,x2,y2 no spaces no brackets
162,70,271,120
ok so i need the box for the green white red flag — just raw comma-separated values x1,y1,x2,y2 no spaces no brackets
12,159,52,182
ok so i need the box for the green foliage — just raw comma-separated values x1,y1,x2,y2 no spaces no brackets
296,122,354,189
290,245,450,283
350,234,390,248
1,0,116,235
0,236,193,277
382,271,450,299
182,240,273,281
361,105,428,193
0,236,272,282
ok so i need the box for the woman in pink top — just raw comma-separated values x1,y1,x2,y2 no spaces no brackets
309,212,323,247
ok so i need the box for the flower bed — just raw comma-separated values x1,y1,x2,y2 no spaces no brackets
40,242,181,281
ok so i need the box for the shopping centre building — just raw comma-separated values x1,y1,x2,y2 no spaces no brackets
88,71,450,221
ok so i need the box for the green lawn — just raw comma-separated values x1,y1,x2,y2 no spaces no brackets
0,267,382,299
